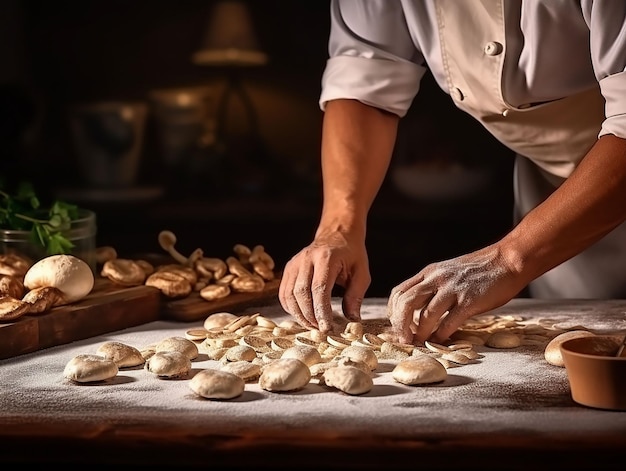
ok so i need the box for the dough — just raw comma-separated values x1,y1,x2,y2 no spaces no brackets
392,356,447,385
24,254,94,303
259,358,311,392
155,336,199,360
485,331,522,349
280,344,322,367
221,360,262,382
145,351,191,378
320,365,373,395
189,368,245,400
544,330,596,367
96,341,145,368
338,345,378,371
63,354,118,383
204,311,238,330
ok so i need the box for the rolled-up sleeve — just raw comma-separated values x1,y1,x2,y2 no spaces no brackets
585,0,626,139
319,0,426,117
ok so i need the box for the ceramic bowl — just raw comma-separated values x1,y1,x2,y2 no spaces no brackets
560,336,626,411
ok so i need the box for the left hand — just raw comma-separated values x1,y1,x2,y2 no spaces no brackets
386,244,527,344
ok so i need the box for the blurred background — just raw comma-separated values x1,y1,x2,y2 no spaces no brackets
0,0,515,296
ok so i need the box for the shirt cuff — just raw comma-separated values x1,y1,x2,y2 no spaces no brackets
599,71,626,139
319,56,426,117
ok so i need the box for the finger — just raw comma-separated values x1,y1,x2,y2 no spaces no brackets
279,260,317,330
341,269,369,322
387,288,430,345
414,292,456,343
310,263,341,333
430,306,465,343
293,265,318,329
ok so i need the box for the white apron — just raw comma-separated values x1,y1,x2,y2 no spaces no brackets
434,0,626,298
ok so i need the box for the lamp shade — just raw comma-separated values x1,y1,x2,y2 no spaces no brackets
192,0,268,67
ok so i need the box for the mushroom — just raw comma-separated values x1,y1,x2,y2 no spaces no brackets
158,230,188,264
23,254,94,303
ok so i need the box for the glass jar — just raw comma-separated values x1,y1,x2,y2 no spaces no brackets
0,209,97,272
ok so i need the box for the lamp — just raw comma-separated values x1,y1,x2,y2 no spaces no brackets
192,0,267,143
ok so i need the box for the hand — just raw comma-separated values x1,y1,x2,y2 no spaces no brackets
278,231,371,333
386,244,526,344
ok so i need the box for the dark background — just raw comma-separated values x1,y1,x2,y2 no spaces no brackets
0,0,515,296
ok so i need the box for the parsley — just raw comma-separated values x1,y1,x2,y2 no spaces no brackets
0,180,79,255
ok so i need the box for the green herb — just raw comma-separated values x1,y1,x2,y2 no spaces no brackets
0,180,79,255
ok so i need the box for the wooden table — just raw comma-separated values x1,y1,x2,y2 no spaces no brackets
1,298,625,470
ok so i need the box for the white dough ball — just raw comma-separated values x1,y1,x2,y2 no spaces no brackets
24,254,94,303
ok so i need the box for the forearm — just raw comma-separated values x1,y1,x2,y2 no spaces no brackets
316,99,399,239
500,134,626,283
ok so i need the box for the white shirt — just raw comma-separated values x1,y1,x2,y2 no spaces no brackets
320,0,626,140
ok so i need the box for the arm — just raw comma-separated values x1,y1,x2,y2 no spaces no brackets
389,134,626,344
278,98,399,332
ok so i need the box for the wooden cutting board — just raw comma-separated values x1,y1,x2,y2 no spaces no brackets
0,277,161,360
161,276,281,323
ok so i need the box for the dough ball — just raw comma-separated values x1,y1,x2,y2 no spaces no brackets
63,354,118,383
485,331,522,349
320,365,373,395
204,312,238,330
155,336,199,360
96,341,145,368
392,356,447,385
189,368,245,400
338,345,378,371
259,358,311,392
544,330,596,367
280,344,322,367
145,351,191,378
24,254,94,303
221,360,262,382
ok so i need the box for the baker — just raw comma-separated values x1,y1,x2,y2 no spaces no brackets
278,1,626,344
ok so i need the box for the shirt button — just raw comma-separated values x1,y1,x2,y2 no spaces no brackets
484,41,503,56
451,87,464,101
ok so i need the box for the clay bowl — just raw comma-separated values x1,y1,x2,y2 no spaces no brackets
560,336,626,411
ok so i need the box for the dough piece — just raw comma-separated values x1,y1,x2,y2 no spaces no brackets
309,360,339,378
221,360,262,382
24,254,94,303
0,274,25,299
189,368,245,400
392,356,448,385
320,365,373,395
145,270,191,298
281,344,322,367
145,351,191,378
544,330,596,367
0,295,31,321
199,284,231,301
155,336,199,360
204,311,238,330
22,286,65,313
96,341,145,368
259,358,311,392
485,331,522,349
63,354,118,383
0,253,32,277
224,344,257,362
338,345,378,371
101,258,146,286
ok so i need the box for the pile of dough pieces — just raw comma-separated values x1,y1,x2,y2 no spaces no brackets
96,235,276,302
63,311,485,398
0,253,94,322
62,309,593,399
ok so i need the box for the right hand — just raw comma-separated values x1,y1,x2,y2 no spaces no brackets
278,230,371,333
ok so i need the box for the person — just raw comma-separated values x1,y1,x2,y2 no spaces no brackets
278,0,626,345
